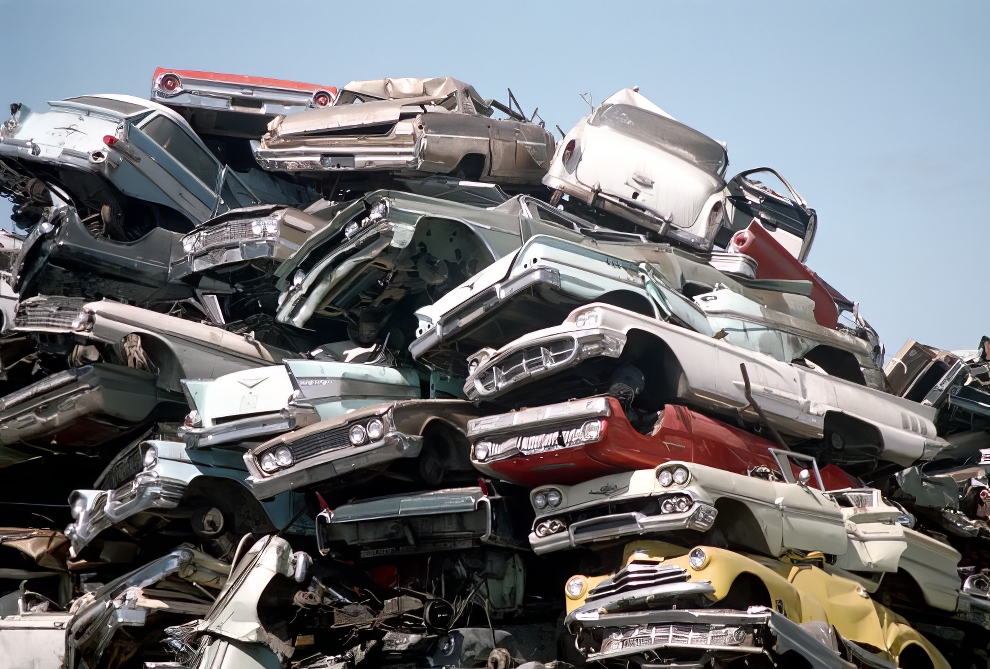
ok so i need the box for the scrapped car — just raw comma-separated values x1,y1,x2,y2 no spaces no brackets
169,202,334,287
315,485,529,558
525,453,855,557
65,438,312,556
468,394,859,488
562,542,949,668
13,296,288,393
0,94,271,237
0,363,186,467
544,88,726,250
244,399,480,499
13,204,191,306
463,303,946,472
272,190,597,338
152,67,337,140
410,234,882,386
254,77,554,185
178,357,420,448
64,545,228,669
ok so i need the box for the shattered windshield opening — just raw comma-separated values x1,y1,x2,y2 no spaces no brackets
591,103,727,176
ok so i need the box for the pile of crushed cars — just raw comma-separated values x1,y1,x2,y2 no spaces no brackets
0,69,986,669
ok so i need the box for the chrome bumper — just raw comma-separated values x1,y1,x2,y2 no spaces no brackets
169,239,284,280
179,412,294,449
253,143,417,173
65,473,187,553
529,503,717,555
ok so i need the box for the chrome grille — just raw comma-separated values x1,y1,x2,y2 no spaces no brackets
197,220,258,250
286,425,352,462
478,337,576,393
14,296,87,330
100,446,143,490
598,623,755,656
587,561,690,603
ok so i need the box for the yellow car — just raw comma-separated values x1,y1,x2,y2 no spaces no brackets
562,541,948,668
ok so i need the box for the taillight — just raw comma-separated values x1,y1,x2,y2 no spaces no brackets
561,139,576,165
160,74,181,92
313,91,332,107
103,135,118,146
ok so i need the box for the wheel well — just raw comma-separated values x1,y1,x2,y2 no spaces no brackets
183,477,278,536
620,329,686,412
719,572,772,610
125,332,184,393
820,412,885,476
708,498,775,556
595,290,657,319
898,644,936,669
449,153,486,181
803,345,866,386
418,419,474,486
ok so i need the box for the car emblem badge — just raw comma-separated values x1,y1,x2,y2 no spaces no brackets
589,483,627,496
238,378,265,389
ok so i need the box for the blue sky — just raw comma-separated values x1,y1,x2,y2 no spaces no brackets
1,0,986,354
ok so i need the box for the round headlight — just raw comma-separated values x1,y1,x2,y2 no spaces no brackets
657,469,674,487
675,496,690,512
688,547,710,571
142,446,158,469
366,418,384,441
260,451,279,473
274,446,293,468
349,423,367,445
673,467,690,485
535,522,549,538
546,489,562,507
181,235,197,253
565,576,588,599
533,492,548,509
474,441,490,461
293,269,305,287
661,499,675,514
264,217,279,234
468,359,480,374
344,221,360,238
251,219,264,235
581,420,602,443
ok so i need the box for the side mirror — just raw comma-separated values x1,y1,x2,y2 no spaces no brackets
315,508,332,556
797,469,811,487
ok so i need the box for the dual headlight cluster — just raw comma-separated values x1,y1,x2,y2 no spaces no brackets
348,415,386,446
534,518,567,538
657,465,690,487
533,488,562,510
259,445,294,473
181,214,281,254
344,199,389,239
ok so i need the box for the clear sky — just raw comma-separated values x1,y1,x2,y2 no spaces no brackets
1,0,986,354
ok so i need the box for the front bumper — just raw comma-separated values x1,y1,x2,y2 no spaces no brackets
169,239,289,281
66,472,187,553
464,326,626,401
244,431,424,499
529,503,717,555
179,412,294,449
253,141,417,173
588,610,765,661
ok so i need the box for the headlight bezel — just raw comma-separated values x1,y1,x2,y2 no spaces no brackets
565,575,588,600
688,547,710,570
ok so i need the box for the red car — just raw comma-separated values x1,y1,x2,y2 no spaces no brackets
467,395,859,490
151,67,338,139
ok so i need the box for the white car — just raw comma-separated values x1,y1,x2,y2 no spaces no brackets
463,303,946,471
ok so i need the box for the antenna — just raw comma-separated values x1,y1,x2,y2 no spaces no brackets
580,92,594,112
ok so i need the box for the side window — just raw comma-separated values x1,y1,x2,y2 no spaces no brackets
141,116,220,188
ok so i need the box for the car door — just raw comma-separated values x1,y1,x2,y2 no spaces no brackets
722,168,817,263
770,450,848,555
489,120,551,181
128,113,222,222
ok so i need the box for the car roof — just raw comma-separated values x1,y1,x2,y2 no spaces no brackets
54,94,197,130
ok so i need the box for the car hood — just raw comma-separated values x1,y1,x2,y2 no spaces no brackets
269,96,440,137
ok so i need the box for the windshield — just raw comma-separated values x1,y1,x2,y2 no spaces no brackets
591,104,727,176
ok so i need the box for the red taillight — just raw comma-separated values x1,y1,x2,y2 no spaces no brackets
103,135,118,146
313,92,332,107
160,74,181,92
561,139,576,164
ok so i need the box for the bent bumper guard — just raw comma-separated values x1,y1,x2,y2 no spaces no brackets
529,502,717,555
66,473,187,553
